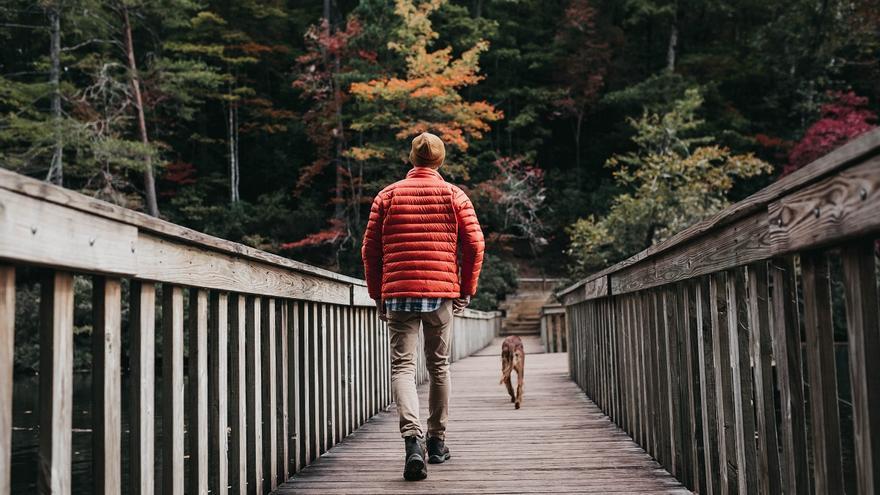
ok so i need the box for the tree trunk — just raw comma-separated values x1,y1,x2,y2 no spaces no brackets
574,110,583,182
46,4,63,186
121,5,159,216
228,101,240,203
323,0,331,22
666,22,678,72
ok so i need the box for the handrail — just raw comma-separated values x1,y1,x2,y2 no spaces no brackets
559,127,880,303
539,304,567,353
0,169,501,495
559,128,880,494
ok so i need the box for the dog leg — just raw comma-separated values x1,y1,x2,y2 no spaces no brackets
514,351,524,409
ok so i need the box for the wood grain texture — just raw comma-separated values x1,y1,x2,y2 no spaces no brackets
769,258,811,494
800,252,844,493
91,277,122,495
261,297,278,490
136,233,350,305
276,336,688,494
611,212,769,295
129,281,155,495
710,272,737,495
162,285,185,495
768,156,880,254
209,292,229,495
841,241,880,494
229,294,248,494
0,167,366,287
245,296,264,494
0,266,13,495
0,189,137,275
289,301,302,474
277,300,289,483
725,269,757,495
695,277,720,495
38,271,74,495
746,263,782,495
188,289,209,495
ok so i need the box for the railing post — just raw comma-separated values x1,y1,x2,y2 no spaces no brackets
162,285,185,495
0,267,13,495
92,276,122,495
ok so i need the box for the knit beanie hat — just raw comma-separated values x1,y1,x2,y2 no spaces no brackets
409,132,446,168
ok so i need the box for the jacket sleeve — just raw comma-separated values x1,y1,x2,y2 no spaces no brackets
454,188,485,297
361,194,384,300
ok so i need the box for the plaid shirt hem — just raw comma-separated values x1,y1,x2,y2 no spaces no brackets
385,297,444,312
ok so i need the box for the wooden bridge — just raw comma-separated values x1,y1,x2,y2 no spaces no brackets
0,127,878,494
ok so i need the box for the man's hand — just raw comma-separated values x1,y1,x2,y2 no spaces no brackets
453,295,471,315
376,298,388,321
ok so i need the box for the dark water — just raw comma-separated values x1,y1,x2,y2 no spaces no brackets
11,374,167,494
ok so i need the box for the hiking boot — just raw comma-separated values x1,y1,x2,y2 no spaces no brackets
403,436,427,481
427,436,450,464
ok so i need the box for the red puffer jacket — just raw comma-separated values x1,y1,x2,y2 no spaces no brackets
362,167,485,300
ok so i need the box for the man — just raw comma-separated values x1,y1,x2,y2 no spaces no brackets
361,131,485,481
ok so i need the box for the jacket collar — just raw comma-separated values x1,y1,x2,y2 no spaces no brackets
406,167,443,180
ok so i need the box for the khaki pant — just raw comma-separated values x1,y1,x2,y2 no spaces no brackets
387,299,452,439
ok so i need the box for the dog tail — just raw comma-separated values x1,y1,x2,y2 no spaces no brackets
512,349,523,370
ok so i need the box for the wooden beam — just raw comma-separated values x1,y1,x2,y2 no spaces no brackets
208,292,229,495
769,156,880,254
261,298,278,490
162,285,185,495
769,258,811,494
0,167,366,286
92,277,122,495
277,300,289,483
0,189,137,275
841,241,880,494
136,233,350,305
228,294,248,494
561,128,880,294
188,289,209,495
245,296,264,494
726,269,757,494
611,212,769,295
801,252,844,493
0,266,13,495
38,271,74,495
129,282,155,495
746,263,782,495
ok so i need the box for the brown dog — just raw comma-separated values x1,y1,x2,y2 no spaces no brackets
500,335,525,409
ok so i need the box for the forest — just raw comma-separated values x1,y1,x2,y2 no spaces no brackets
1,0,878,310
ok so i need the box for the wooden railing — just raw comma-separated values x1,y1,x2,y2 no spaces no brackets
0,168,500,495
539,304,567,352
559,128,880,495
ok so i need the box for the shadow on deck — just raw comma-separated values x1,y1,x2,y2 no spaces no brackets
274,336,688,494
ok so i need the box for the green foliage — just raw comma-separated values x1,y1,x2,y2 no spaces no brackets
567,89,772,277
469,254,519,311
1,0,877,283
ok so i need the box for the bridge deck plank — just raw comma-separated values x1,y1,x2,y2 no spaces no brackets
274,336,689,494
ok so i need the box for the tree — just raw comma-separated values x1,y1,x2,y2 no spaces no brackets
348,0,502,178
567,89,772,276
288,0,502,272
554,0,609,175
785,91,876,175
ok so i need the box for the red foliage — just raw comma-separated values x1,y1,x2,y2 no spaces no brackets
280,218,345,250
753,133,792,164
292,18,363,192
785,91,877,175
160,161,197,198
